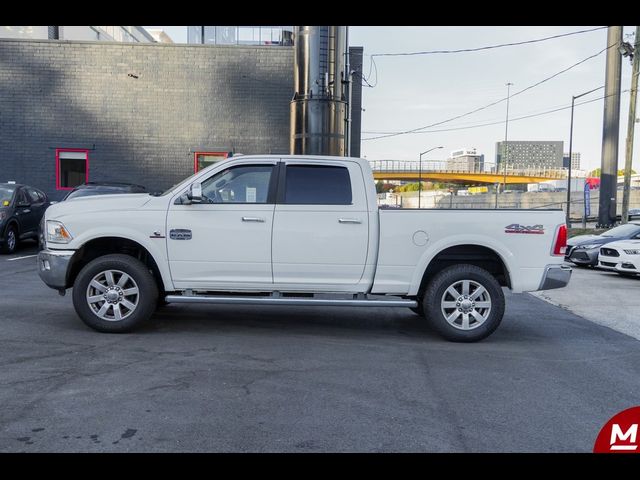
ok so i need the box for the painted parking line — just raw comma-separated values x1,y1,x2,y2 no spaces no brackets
7,254,38,261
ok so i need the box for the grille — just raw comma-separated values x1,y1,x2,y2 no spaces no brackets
600,248,619,257
600,261,617,267
571,251,589,260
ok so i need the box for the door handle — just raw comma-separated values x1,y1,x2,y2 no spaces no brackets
338,218,362,224
242,217,265,223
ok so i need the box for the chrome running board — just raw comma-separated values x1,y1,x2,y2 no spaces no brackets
165,294,416,308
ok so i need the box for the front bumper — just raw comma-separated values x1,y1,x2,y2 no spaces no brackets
538,264,572,290
599,254,640,274
37,249,75,290
565,246,599,265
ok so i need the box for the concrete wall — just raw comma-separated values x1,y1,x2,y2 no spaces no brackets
392,190,640,220
0,39,294,199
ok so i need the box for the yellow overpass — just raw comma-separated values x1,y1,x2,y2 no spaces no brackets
369,160,567,185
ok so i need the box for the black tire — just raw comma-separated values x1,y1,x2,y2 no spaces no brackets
422,264,505,342
1,224,18,254
72,254,158,333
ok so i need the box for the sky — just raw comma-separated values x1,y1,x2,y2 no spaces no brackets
147,26,639,173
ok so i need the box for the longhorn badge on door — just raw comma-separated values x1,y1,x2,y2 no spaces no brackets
170,229,192,240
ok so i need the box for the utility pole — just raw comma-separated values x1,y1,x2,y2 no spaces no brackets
344,26,351,157
621,26,640,224
598,26,623,228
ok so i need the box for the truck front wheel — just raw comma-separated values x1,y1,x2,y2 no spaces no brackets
422,264,505,342
72,254,158,333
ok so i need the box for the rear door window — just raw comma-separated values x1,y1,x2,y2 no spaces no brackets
284,165,352,205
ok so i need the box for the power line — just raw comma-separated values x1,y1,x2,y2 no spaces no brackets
368,26,607,57
362,42,617,142
361,88,628,137
363,88,606,133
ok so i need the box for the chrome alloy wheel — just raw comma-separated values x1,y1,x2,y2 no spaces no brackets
440,279,491,331
86,269,140,321
7,229,16,251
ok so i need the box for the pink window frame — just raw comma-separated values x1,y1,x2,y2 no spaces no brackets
194,151,229,173
56,148,89,191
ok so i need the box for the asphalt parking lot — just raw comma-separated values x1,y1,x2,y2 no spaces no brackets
1,243,639,452
533,265,640,340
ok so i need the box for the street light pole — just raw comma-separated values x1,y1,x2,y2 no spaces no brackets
418,146,443,208
502,82,513,196
566,86,604,227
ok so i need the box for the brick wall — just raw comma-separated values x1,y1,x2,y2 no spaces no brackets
0,39,294,200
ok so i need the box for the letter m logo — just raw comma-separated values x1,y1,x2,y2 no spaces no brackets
610,424,638,451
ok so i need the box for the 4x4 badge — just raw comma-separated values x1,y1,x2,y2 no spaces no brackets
505,224,544,234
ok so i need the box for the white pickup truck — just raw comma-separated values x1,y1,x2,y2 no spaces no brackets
38,155,571,342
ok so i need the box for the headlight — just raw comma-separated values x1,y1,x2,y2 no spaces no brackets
46,220,73,243
623,249,640,255
578,244,600,249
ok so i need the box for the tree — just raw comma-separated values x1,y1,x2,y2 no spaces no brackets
588,168,636,177
375,182,396,193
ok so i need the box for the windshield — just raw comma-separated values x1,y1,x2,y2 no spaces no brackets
601,224,640,237
158,157,235,196
0,185,16,206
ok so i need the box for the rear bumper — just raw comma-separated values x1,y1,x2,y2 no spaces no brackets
37,249,75,290
538,264,572,290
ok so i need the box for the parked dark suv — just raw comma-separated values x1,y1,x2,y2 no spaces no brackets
63,182,147,201
0,183,50,254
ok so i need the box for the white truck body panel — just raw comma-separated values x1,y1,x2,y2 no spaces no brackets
41,155,567,297
373,209,563,295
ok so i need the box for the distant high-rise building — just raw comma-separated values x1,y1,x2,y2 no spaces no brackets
187,26,294,46
495,140,563,169
0,26,156,43
446,147,485,171
563,152,581,170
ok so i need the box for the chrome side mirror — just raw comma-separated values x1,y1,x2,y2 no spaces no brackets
190,182,203,203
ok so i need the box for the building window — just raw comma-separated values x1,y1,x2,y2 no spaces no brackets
194,151,230,172
56,149,88,190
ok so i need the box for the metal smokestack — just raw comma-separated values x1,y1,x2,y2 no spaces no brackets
290,26,347,156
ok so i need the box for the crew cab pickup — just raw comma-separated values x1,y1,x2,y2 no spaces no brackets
37,155,571,342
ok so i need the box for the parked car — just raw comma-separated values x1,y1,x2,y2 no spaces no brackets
37,155,570,342
0,183,50,254
63,182,147,201
627,208,640,220
598,239,640,277
565,221,640,267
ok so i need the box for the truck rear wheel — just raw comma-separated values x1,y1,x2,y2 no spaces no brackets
422,264,505,342
72,254,158,333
